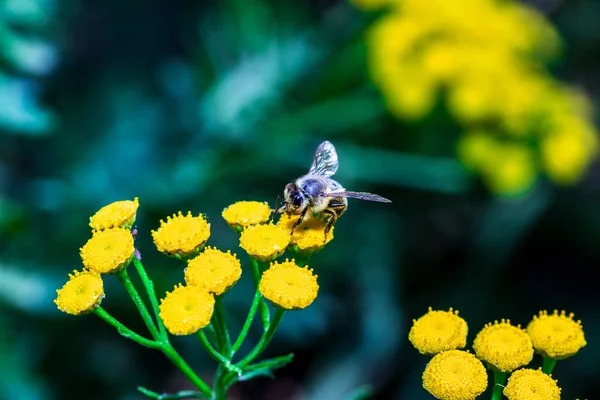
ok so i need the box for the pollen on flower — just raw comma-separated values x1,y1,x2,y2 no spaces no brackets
159,284,215,335
259,259,319,310
239,223,290,262
422,350,488,400
55,270,104,315
222,201,271,232
185,247,242,295
503,368,561,400
277,213,333,253
80,227,135,274
89,197,140,230
473,319,533,372
152,211,211,259
409,307,468,355
526,310,586,359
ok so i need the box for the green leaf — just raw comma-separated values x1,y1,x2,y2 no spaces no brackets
239,353,294,382
137,386,207,400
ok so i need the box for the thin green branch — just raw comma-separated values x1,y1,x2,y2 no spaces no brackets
196,331,241,375
133,257,168,340
491,370,507,400
116,269,160,340
94,307,160,349
249,257,270,329
231,287,262,355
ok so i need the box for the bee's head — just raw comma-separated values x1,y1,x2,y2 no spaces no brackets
282,183,305,214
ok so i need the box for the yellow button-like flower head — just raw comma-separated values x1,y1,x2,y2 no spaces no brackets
278,213,334,253
55,270,104,315
239,223,289,262
152,211,211,259
185,247,242,295
89,197,140,230
409,307,468,355
422,350,488,400
222,201,271,232
527,310,586,359
80,227,135,274
503,368,561,400
159,284,215,335
473,319,533,372
259,259,319,310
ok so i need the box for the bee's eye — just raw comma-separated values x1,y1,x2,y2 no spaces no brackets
292,193,303,207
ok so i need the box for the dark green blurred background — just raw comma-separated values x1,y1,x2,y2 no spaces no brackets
1,0,599,399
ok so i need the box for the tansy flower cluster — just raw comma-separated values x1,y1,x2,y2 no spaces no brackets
409,307,586,399
55,198,334,399
353,0,598,197
55,198,139,315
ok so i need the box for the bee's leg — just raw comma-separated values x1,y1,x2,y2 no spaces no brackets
291,207,309,233
322,201,346,242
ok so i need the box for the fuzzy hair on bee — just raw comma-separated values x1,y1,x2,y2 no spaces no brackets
276,141,391,241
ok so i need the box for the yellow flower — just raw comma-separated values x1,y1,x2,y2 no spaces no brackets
185,247,242,295
503,368,561,400
422,350,488,400
222,201,271,232
277,213,333,253
239,223,289,262
159,284,215,335
152,211,211,259
80,227,134,274
408,307,468,355
481,143,537,197
55,270,104,315
89,197,139,230
473,319,533,372
527,310,586,359
259,259,318,310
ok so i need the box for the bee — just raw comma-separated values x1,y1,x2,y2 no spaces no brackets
277,140,391,241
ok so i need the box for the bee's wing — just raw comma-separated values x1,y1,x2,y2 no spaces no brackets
330,190,392,203
308,141,339,177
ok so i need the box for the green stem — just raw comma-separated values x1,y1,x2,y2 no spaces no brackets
249,258,270,329
133,257,168,340
542,357,558,375
491,370,507,400
221,308,286,389
116,269,160,340
162,344,212,398
231,287,262,355
236,308,286,369
94,307,160,349
196,331,241,375
214,296,232,357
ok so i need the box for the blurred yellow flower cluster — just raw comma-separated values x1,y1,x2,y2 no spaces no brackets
354,0,598,196
409,307,586,399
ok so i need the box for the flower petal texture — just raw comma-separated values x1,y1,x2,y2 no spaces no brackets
159,284,215,335
422,350,488,400
222,201,271,231
409,308,468,355
473,319,533,372
239,223,289,262
277,213,334,252
259,259,319,310
89,197,139,230
55,270,104,315
152,211,210,259
526,310,586,359
185,247,242,295
503,368,561,400
80,227,134,274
